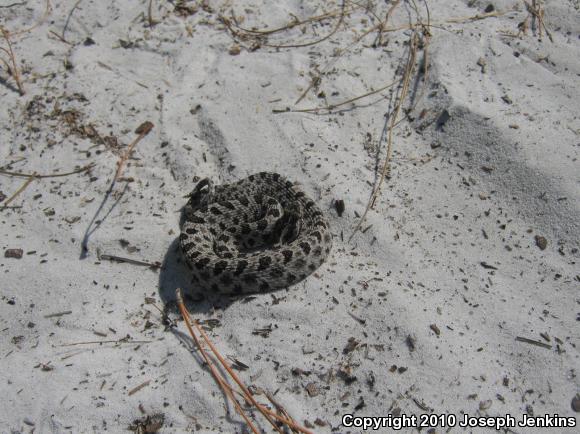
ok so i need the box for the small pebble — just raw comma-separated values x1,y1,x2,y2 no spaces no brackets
572,394,580,412
430,324,441,336
5,248,23,259
501,95,513,104
305,382,319,397
334,199,345,217
535,235,548,250
436,109,451,129
479,400,492,410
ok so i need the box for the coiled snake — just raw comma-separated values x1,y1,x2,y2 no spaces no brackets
180,172,332,294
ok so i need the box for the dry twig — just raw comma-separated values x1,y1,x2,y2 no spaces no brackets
0,163,94,179
9,0,51,37
226,2,358,36
128,380,151,396
293,0,401,105
0,27,25,95
99,253,160,269
349,31,419,241
274,79,399,114
0,174,36,209
176,289,314,434
522,0,553,42
291,7,501,106
516,336,552,349
59,338,152,347
263,0,347,49
176,289,263,434
115,122,153,181
147,0,158,27
62,0,83,42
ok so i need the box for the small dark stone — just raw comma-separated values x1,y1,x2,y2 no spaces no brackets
484,4,495,13
83,37,96,46
343,337,359,354
436,109,451,130
4,248,23,259
334,199,345,217
535,235,548,250
571,394,580,412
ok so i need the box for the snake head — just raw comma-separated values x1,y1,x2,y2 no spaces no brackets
183,178,213,218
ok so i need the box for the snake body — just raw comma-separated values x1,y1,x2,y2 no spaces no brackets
180,172,332,294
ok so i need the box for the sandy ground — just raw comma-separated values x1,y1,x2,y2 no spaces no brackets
0,0,578,433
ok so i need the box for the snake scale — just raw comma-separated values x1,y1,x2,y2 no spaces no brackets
180,172,332,294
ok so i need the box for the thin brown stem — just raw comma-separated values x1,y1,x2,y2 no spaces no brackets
294,0,401,105
192,317,313,433
1,175,36,208
264,0,347,49
0,27,25,95
0,163,94,179
62,0,82,42
227,3,358,36
177,289,314,434
10,0,51,36
115,122,153,181
58,338,152,347
275,79,399,114
349,31,419,241
176,289,262,434
147,0,157,28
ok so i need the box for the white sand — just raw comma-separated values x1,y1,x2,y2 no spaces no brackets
1,0,578,432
